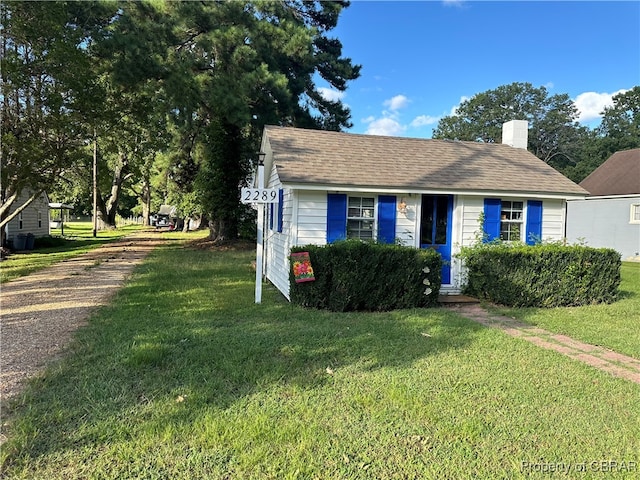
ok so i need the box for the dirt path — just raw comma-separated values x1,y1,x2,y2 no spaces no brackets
446,303,640,384
0,233,165,405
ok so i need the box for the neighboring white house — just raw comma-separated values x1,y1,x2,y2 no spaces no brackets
3,189,51,247
566,148,640,261
258,121,588,300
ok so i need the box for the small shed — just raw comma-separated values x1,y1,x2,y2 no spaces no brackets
4,189,51,248
258,121,588,300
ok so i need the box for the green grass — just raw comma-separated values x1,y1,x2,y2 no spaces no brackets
1,245,639,479
1,222,145,283
492,262,640,359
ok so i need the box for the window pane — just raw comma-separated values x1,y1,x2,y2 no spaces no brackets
347,197,376,240
420,195,434,245
435,196,448,245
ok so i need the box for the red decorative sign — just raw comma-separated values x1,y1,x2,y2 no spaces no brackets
291,252,315,283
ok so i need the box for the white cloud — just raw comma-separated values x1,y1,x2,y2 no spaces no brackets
449,96,470,116
366,117,405,136
410,115,439,127
318,87,345,103
574,89,628,123
383,94,409,111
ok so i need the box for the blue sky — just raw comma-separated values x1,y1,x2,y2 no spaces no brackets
319,1,640,138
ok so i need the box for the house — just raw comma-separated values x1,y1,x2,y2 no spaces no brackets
566,148,640,261
259,121,588,300
3,189,51,248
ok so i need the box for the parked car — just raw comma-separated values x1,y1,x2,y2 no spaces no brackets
154,214,174,229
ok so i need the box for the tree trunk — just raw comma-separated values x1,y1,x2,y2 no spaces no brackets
208,216,237,244
141,178,151,226
101,150,133,228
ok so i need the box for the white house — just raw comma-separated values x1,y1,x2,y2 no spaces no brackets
566,148,640,261
3,189,51,248
259,121,587,300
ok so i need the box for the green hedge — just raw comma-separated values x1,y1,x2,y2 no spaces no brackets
290,240,442,312
458,243,621,307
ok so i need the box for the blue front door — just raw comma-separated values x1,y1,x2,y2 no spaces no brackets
420,195,453,284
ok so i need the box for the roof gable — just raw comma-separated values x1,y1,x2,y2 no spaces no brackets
579,148,640,196
264,126,586,196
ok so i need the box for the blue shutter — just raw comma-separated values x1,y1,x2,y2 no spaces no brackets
277,188,284,233
269,203,274,230
526,200,543,245
483,198,501,242
377,195,397,244
326,193,347,243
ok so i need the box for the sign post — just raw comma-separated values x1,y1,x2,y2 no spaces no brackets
241,154,278,304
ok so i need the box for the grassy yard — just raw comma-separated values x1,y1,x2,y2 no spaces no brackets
493,262,640,359
1,242,639,479
1,222,145,283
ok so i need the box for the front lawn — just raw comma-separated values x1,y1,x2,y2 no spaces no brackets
493,262,640,359
1,244,638,479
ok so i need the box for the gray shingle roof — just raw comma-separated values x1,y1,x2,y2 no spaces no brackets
579,148,640,196
264,126,587,196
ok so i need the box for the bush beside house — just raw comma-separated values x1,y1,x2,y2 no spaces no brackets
458,243,621,307
290,241,442,312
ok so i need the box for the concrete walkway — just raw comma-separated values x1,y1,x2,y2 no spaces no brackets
446,303,640,385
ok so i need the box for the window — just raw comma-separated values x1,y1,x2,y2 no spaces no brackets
38,211,42,228
347,196,375,240
500,200,523,241
18,212,23,230
631,204,640,224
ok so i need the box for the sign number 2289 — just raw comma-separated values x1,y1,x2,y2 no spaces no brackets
241,188,278,204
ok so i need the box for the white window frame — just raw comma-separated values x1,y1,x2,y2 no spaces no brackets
38,210,42,228
631,204,640,224
347,196,376,240
18,212,23,230
500,200,524,242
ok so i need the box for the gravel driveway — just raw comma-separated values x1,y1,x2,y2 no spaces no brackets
0,233,163,405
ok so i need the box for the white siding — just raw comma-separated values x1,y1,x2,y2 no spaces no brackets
458,196,484,247
5,189,50,242
296,191,328,246
396,195,418,246
540,199,565,241
264,167,292,299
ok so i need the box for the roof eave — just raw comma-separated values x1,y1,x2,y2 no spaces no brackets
277,181,587,200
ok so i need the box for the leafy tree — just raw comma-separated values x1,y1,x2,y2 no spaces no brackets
163,0,360,241
3,1,359,240
597,86,640,158
432,82,585,173
0,1,112,243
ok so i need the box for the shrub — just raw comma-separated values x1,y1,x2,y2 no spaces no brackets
33,235,68,249
458,243,621,307
289,240,442,312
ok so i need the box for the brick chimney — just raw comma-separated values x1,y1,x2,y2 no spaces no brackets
502,120,528,149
